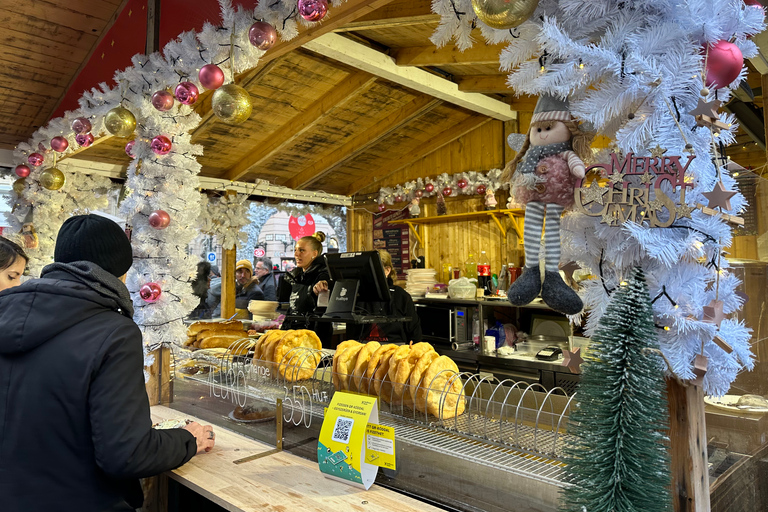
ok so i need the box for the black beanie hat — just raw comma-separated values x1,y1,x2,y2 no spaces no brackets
54,214,133,277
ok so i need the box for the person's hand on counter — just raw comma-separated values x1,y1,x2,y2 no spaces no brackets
184,422,216,454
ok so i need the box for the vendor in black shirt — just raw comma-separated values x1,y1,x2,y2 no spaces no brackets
316,249,422,345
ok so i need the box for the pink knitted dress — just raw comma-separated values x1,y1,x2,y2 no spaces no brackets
511,154,577,208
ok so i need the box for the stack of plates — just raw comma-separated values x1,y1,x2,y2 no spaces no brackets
405,268,437,297
248,300,279,320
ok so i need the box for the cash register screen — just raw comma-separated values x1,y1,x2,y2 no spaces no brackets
324,251,391,304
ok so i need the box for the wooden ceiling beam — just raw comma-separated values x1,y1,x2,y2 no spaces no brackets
285,95,441,190
223,71,377,182
303,33,515,121
334,0,437,32
457,74,512,94
347,115,492,196
393,42,506,67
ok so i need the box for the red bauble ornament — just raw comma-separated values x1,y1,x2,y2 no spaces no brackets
148,209,171,229
14,165,30,178
151,90,174,111
457,178,468,189
199,64,225,90
28,153,44,167
744,0,762,6
378,203,386,212
71,117,91,134
394,194,403,203
174,82,199,105
476,184,487,195
125,140,136,158
76,132,94,147
150,135,172,156
705,40,743,87
248,21,277,51
50,136,69,153
443,187,453,197
139,282,162,303
425,183,434,193
298,0,328,21
414,189,424,198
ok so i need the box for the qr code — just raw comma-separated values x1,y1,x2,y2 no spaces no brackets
332,416,354,443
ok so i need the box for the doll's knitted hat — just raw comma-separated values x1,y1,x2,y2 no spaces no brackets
531,94,572,123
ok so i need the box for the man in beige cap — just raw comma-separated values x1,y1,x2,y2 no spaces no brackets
235,259,264,309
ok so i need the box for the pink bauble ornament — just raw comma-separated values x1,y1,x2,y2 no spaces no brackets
378,203,386,212
14,165,30,178
125,140,136,158
705,40,743,87
248,21,277,51
457,178,468,189
76,132,94,147
394,194,403,203
28,153,44,167
199,64,225,90
174,82,199,105
150,135,172,156
148,209,171,229
139,282,162,303
71,117,92,134
298,0,328,21
476,184,487,195
51,136,69,153
425,183,434,193
744,0,762,6
151,90,174,111
414,189,424,198
443,186,453,197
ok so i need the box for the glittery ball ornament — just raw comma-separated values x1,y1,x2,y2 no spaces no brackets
705,40,743,88
424,183,434,193
151,90,174,111
211,84,252,125
125,140,136,158
199,64,225,90
76,132,94,147
378,204,386,212
248,21,277,51
174,82,199,105
471,0,538,29
104,107,137,137
14,165,30,178
28,153,44,167
457,178,468,189
13,179,26,195
71,117,92,134
414,189,424,198
151,135,172,156
40,167,66,191
298,0,328,21
139,282,162,303
443,187,453,197
476,184,487,195
148,209,171,229
51,136,69,153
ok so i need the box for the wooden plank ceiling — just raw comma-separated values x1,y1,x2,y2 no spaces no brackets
10,0,765,194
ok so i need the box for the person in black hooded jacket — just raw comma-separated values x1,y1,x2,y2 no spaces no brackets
0,214,215,512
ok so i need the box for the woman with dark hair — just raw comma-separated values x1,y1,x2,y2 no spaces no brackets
189,261,212,319
281,232,333,347
0,236,28,292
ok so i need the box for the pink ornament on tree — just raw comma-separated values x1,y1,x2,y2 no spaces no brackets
394,194,403,203
425,183,434,193
298,0,328,21
443,187,453,197
151,90,174,111
457,178,468,189
476,184,487,195
28,153,44,167
125,140,136,158
248,21,277,51
199,64,225,90
50,136,69,153
71,117,91,134
151,135,172,156
174,82,199,105
76,132,94,147
148,210,171,229
414,189,423,198
139,282,162,303
377,204,386,212
14,165,30,178
705,40,743,87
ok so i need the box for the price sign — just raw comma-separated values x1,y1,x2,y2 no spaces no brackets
206,252,216,263
253,247,265,257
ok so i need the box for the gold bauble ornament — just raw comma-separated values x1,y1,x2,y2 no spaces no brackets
40,167,66,191
104,106,137,137
13,178,26,195
471,0,538,30
211,84,252,125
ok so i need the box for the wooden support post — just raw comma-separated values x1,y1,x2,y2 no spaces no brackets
220,190,238,319
667,378,711,512
145,346,171,406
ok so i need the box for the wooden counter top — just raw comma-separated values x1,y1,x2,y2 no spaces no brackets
150,405,443,512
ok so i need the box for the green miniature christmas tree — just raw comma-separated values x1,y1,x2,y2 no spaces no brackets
561,267,671,512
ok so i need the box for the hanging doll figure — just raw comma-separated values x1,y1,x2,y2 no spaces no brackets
500,94,590,315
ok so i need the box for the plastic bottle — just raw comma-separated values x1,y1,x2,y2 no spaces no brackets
472,316,481,349
477,251,491,293
465,253,477,279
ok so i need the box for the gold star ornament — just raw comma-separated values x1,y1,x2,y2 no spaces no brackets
649,145,667,159
676,203,696,219
580,179,608,205
702,181,737,210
